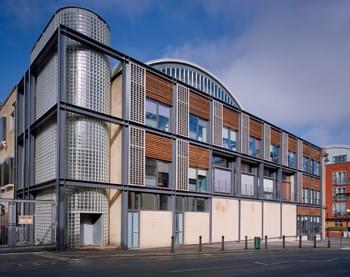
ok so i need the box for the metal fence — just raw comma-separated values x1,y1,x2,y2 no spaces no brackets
0,198,56,248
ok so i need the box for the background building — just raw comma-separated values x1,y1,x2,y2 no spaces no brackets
11,6,323,249
324,145,350,234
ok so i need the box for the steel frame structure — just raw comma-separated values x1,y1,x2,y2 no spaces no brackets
14,25,323,250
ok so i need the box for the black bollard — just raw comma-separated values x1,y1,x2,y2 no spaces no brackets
245,235,248,250
171,235,175,253
221,235,225,251
299,235,302,248
328,238,331,248
313,235,316,248
265,235,268,249
199,235,202,252
282,235,285,248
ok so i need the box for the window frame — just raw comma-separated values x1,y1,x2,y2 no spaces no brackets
145,98,170,132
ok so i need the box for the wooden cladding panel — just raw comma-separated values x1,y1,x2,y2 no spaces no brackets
223,107,239,130
271,128,281,146
303,143,321,161
302,175,321,190
249,118,262,139
146,71,173,105
297,206,320,216
190,92,210,120
145,133,172,161
189,144,209,169
288,136,297,152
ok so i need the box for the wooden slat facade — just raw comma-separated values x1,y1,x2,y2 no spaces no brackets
297,206,321,216
189,92,210,120
288,136,297,152
189,144,209,169
249,118,262,139
310,147,321,161
145,132,172,161
223,107,239,130
146,71,173,105
302,175,321,190
271,128,281,146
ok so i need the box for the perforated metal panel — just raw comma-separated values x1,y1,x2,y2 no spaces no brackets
241,114,249,154
129,63,145,124
177,84,189,137
176,140,189,191
129,127,145,186
65,187,108,248
213,101,223,146
34,122,57,185
297,139,303,170
35,53,58,119
264,124,271,160
282,132,289,166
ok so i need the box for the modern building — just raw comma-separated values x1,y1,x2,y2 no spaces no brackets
9,6,323,250
324,145,350,232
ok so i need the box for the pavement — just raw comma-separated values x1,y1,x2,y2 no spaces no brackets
0,238,349,276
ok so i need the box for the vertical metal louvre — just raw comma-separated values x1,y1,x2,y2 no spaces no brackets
241,114,249,154
213,101,223,146
176,84,189,137
129,62,145,124
129,127,145,186
297,139,303,170
176,140,189,191
264,124,271,160
282,132,289,166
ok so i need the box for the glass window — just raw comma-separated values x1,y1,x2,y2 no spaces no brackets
241,174,255,196
214,168,231,193
146,98,170,131
176,196,184,212
159,195,170,210
248,137,261,157
128,192,140,210
185,197,207,212
333,155,347,163
141,193,156,210
145,157,170,188
263,178,274,199
189,114,208,142
288,151,296,168
223,127,237,151
302,156,309,172
270,144,280,163
189,167,207,192
213,156,230,168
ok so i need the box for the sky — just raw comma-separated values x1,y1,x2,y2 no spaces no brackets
0,0,349,146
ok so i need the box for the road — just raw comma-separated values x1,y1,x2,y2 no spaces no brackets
0,248,349,276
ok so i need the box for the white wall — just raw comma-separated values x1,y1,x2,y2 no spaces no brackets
263,202,280,238
282,203,297,237
212,197,239,242
184,212,209,244
240,200,262,239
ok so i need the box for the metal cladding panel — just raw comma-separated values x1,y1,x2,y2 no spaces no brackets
34,122,57,185
213,101,223,147
65,187,109,248
129,63,145,124
66,114,109,183
129,127,145,186
297,139,303,170
177,84,189,137
31,7,110,63
264,124,271,160
282,132,289,166
176,140,189,191
35,53,58,119
240,114,249,154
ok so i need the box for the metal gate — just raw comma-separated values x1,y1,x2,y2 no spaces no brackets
0,198,56,248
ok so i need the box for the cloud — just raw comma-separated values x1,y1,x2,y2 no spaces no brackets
164,0,350,146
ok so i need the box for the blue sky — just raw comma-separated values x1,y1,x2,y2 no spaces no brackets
1,0,349,146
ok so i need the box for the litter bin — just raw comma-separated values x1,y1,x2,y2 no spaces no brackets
254,237,261,250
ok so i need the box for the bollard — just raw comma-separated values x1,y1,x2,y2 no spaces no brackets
299,235,302,248
171,235,175,253
199,235,202,252
221,235,225,251
313,235,316,248
282,235,285,248
265,235,268,249
245,235,248,250
328,238,331,248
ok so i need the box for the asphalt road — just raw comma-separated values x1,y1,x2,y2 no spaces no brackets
0,248,350,277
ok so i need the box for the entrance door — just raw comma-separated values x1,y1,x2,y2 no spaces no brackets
176,212,184,244
128,212,139,248
80,213,102,246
